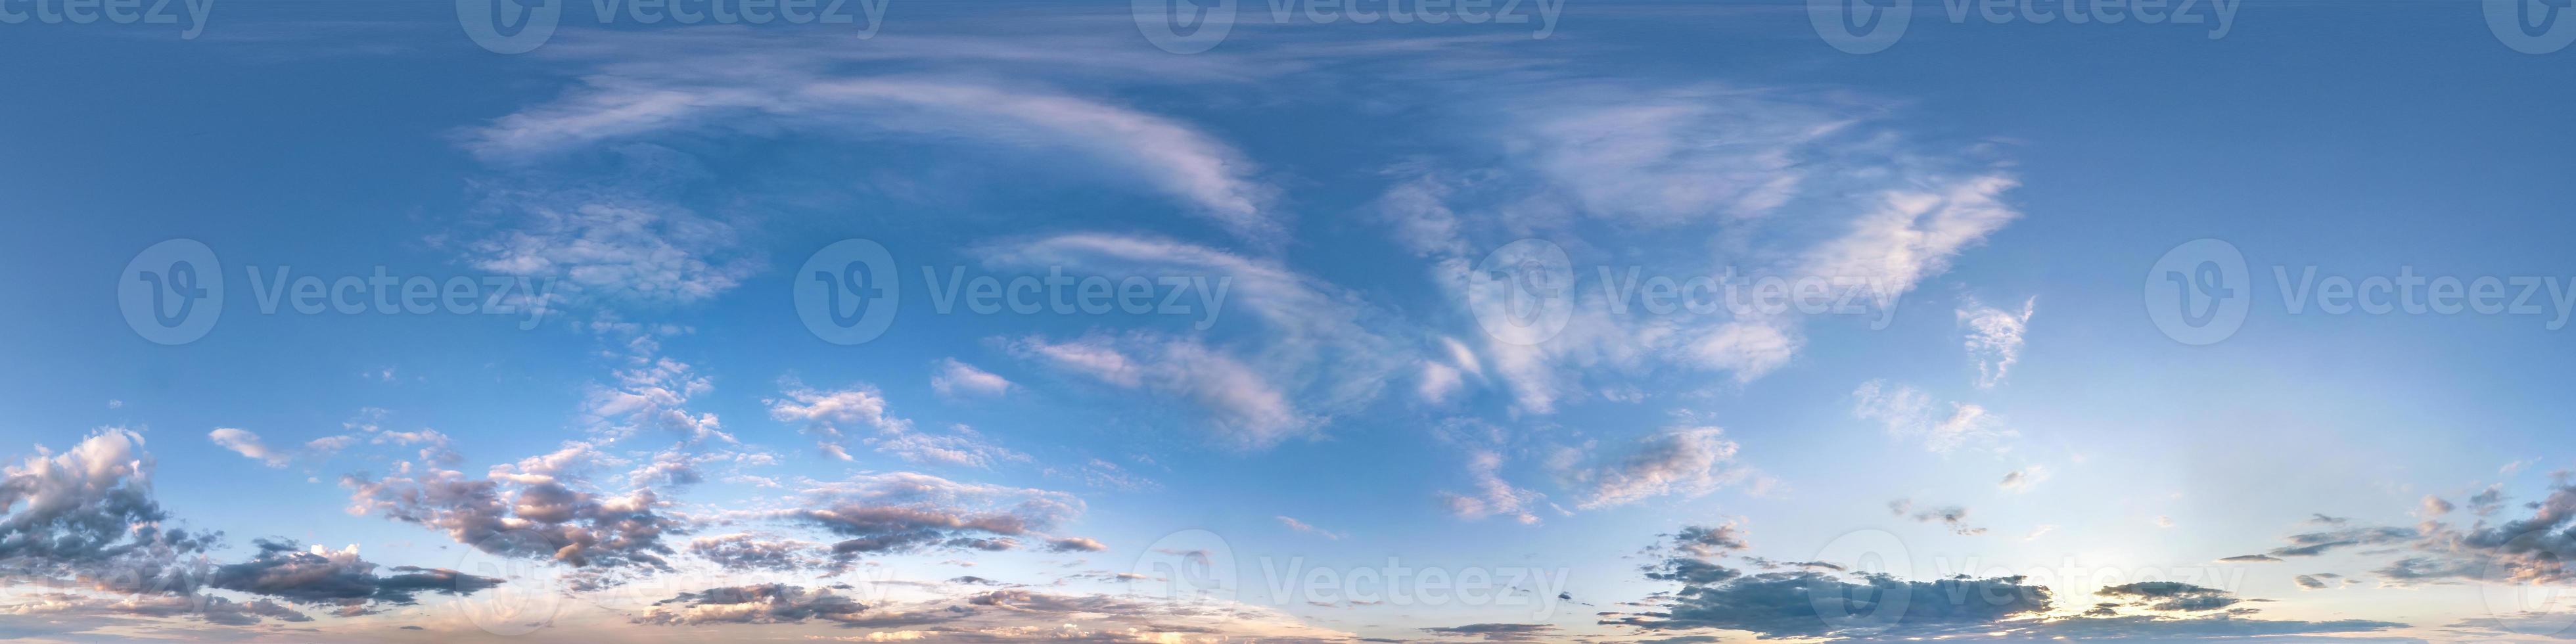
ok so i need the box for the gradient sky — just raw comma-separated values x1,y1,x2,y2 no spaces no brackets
4,0,2576,642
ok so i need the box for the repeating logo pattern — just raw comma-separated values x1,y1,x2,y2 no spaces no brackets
118,239,224,346
794,239,902,346
2144,238,2249,345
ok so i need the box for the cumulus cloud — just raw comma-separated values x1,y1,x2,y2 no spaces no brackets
1610,525,2402,640
0,428,216,570
208,538,500,607
687,533,827,572
783,472,1099,563
633,584,867,625
340,465,682,575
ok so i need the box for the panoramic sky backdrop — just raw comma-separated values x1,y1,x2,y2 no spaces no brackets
4,0,2576,641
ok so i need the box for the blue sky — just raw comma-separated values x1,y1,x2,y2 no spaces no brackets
4,0,2576,641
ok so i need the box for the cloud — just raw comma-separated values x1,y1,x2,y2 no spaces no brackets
1958,297,2035,388
1276,516,1343,540
206,428,354,469
1852,380,2015,455
1438,449,1543,524
0,428,216,570
1611,526,2403,640
469,63,1279,244
1998,465,2050,494
2094,581,2241,612
463,197,760,310
1369,80,2023,415
1890,498,1988,536
988,233,1411,449
1422,622,1559,641
207,538,501,607
341,465,683,576
931,359,1013,398
1564,426,1759,509
633,584,867,625
687,533,827,572
770,382,1023,467
783,472,1098,561
1012,334,1309,450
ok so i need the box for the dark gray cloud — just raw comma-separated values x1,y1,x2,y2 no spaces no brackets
1608,524,2406,640
1889,499,1986,536
341,465,683,573
687,533,826,572
785,472,1103,562
1422,622,1560,641
2094,582,2240,612
633,584,869,625
0,430,219,574
207,538,501,606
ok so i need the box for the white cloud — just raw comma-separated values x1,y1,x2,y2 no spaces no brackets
1960,297,2036,388
1438,449,1543,524
1013,335,1304,450
1373,83,2024,413
208,428,353,469
1275,515,1344,540
1851,380,2015,455
471,72,1279,244
770,382,1022,468
1417,361,1466,404
931,359,1013,398
208,428,288,468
